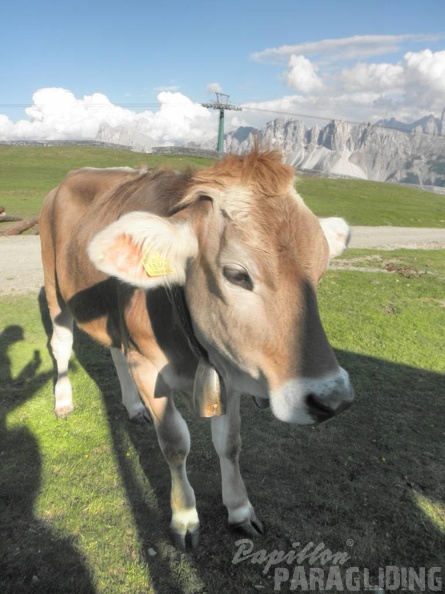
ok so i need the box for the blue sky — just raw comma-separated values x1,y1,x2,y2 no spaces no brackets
1,0,445,143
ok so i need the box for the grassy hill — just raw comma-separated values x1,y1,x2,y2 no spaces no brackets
298,175,445,228
1,145,444,227
0,146,212,218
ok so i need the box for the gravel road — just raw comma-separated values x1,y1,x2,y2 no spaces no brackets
1,227,444,295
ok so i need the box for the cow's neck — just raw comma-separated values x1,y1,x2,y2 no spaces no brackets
170,285,225,418
170,285,210,362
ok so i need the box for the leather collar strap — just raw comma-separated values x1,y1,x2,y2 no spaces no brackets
170,286,268,412
171,285,210,362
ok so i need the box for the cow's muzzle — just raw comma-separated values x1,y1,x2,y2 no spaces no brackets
305,390,353,423
270,367,354,425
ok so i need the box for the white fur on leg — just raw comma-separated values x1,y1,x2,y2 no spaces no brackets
170,507,200,536
110,347,146,420
211,394,257,527
155,398,199,545
51,319,74,418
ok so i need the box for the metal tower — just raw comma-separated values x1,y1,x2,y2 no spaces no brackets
202,93,242,153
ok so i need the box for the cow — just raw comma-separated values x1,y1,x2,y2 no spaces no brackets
39,150,354,549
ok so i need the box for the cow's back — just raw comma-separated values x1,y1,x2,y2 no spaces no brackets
40,167,138,292
40,165,190,346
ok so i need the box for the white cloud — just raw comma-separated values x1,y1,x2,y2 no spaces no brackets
1,41,444,147
249,34,445,125
0,88,134,141
0,114,14,137
246,43,445,126
403,49,445,108
242,93,384,128
334,49,445,114
0,87,218,145
207,82,222,94
284,55,323,93
251,34,443,64
142,91,216,144
338,62,404,91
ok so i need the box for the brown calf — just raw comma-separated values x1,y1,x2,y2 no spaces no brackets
40,151,353,548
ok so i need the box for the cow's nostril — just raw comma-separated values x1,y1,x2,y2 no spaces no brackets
306,393,335,421
306,393,353,423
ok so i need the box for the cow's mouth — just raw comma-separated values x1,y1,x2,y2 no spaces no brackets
306,393,353,424
252,396,270,409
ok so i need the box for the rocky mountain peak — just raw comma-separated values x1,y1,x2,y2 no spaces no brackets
224,111,445,188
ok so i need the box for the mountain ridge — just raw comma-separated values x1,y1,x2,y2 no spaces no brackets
224,110,445,187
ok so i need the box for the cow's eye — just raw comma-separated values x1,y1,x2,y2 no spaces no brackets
198,194,213,204
223,266,253,290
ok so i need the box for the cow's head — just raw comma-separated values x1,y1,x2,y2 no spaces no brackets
88,151,354,424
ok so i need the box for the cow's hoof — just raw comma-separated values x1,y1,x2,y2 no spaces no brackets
171,526,200,551
54,405,74,419
231,515,265,537
130,409,152,425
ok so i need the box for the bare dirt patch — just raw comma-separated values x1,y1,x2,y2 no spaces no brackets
331,255,431,277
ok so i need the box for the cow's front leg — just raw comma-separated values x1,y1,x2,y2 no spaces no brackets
211,392,264,536
155,396,200,549
110,347,151,424
127,352,199,549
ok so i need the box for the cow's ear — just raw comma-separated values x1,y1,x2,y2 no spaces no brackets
319,217,351,260
88,211,198,289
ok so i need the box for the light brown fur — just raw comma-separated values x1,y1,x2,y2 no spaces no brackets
40,151,353,547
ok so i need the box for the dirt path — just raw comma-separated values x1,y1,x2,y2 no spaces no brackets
1,236,44,295
1,227,445,295
349,226,445,250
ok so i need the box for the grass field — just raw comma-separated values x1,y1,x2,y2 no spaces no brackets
1,249,444,593
1,145,445,227
0,146,212,218
298,176,445,228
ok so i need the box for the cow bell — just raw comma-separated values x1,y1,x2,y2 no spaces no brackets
193,359,225,417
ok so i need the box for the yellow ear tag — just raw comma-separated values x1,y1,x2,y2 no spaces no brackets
141,251,175,277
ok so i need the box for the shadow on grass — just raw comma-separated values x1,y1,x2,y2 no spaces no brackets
0,324,95,594
36,288,445,593
38,290,207,593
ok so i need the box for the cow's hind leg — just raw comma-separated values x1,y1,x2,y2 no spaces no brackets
109,347,151,423
48,300,75,418
211,392,264,537
40,194,74,418
128,352,199,549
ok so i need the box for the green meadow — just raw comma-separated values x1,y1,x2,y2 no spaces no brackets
1,147,444,593
0,146,212,217
1,145,445,227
